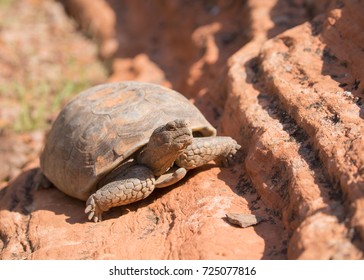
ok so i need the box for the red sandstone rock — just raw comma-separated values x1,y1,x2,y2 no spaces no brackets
1,0,364,260
60,0,118,58
0,164,287,259
222,0,364,259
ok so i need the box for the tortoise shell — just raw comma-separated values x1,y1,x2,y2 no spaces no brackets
40,81,216,200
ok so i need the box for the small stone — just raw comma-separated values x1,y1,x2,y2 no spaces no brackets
225,213,263,228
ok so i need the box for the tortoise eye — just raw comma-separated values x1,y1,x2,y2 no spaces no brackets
166,122,177,131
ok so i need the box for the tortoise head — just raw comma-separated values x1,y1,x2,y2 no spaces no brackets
137,119,192,176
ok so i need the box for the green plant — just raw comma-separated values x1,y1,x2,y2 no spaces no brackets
0,0,13,8
0,77,95,131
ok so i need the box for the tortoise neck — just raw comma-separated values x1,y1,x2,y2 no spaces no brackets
137,145,177,176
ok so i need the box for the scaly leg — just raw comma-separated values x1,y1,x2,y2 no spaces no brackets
85,165,155,222
33,169,53,190
175,136,241,169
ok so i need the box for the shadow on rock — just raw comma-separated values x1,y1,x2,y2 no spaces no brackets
217,166,288,260
0,168,85,224
0,167,193,225
319,1,364,120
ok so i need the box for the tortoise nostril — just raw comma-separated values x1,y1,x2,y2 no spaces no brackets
172,119,190,128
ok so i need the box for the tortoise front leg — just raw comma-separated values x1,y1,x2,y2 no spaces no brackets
175,136,241,169
85,165,155,222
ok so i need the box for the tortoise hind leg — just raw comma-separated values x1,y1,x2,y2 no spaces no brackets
85,165,155,222
33,169,53,190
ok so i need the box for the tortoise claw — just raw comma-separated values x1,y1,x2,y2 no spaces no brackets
219,143,241,167
85,195,103,222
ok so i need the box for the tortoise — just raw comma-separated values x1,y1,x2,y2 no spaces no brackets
40,81,240,222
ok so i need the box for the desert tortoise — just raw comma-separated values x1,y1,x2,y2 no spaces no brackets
40,81,240,222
